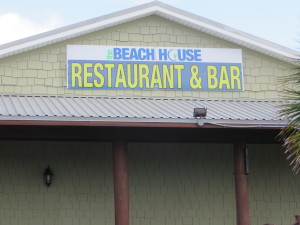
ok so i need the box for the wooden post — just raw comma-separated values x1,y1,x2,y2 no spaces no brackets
112,138,129,225
234,141,250,225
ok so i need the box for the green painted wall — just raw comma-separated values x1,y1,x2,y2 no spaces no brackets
0,15,294,99
129,143,235,225
0,141,298,225
248,144,300,225
0,141,114,225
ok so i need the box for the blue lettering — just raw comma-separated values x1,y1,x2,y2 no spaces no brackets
194,49,201,61
159,49,168,60
116,47,198,61
137,48,145,60
186,49,194,61
130,48,138,60
122,48,130,60
177,49,202,61
113,48,122,60
147,49,155,60
177,49,186,61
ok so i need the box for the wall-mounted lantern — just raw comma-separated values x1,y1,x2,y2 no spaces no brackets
43,166,54,187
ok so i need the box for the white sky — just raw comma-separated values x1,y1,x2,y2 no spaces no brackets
0,0,299,50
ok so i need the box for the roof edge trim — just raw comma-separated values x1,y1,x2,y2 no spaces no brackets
0,1,299,63
0,116,287,129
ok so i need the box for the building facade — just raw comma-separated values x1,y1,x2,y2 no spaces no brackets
0,2,299,225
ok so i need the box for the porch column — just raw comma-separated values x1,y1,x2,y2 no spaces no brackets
112,137,129,225
234,141,250,225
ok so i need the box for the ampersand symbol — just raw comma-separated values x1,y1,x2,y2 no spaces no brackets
189,65,202,89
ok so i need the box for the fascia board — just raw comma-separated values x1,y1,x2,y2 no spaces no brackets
0,2,299,63
154,7,299,61
0,6,159,58
0,114,288,126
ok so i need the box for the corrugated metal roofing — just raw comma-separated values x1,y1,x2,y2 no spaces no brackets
0,95,290,127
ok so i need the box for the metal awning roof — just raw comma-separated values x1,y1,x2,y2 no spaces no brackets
0,95,290,128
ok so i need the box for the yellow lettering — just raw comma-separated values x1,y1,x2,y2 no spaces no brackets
128,64,138,88
230,66,241,89
83,63,93,87
115,64,127,88
163,65,174,89
105,63,115,88
189,65,202,89
207,65,218,89
71,63,82,87
139,64,150,88
94,63,104,88
174,64,184,88
219,66,230,89
150,64,162,88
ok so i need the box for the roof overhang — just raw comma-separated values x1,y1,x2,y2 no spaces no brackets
0,1,299,63
0,95,289,129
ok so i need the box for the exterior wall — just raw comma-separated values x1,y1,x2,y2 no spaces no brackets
0,141,114,225
1,141,298,225
0,15,293,99
248,144,300,225
129,143,235,225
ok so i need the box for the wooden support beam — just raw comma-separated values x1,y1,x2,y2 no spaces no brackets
234,141,250,225
112,138,129,225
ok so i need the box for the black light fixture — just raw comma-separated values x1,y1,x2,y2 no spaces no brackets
193,108,207,118
194,108,207,126
43,166,54,187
